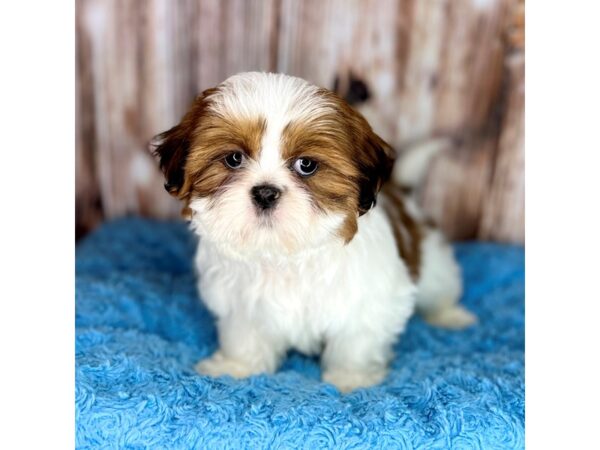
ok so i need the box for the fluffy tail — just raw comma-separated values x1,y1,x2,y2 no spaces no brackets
392,138,452,189
421,304,478,330
392,138,478,330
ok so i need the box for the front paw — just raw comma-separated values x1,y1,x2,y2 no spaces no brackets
195,351,256,379
322,368,387,393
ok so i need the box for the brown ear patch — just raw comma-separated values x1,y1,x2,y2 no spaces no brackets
281,89,396,243
152,88,218,198
356,131,395,215
153,87,267,202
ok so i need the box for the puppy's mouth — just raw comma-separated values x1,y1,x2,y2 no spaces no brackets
255,208,277,227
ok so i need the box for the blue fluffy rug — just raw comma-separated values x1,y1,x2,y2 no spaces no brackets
75,217,524,449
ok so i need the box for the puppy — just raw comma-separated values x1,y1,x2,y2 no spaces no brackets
154,72,476,392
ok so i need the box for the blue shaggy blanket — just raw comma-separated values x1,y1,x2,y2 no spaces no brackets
76,218,524,449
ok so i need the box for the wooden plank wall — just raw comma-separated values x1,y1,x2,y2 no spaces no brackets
76,0,524,242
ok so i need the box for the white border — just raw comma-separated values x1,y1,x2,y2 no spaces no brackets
527,0,600,448
0,1,74,447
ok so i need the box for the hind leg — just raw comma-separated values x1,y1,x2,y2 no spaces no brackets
416,230,477,329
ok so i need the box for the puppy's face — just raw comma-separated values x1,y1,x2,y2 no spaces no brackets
154,72,394,257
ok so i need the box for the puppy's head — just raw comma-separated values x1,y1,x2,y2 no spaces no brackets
154,72,394,257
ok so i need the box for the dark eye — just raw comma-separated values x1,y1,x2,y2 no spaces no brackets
224,151,244,169
292,158,318,177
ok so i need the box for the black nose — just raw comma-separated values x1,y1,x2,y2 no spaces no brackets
251,184,281,210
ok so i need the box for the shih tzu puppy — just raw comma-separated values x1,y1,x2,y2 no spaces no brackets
154,72,476,392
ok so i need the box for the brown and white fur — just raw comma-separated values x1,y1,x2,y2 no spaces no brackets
154,72,476,392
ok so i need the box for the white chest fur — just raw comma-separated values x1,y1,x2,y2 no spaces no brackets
194,205,416,355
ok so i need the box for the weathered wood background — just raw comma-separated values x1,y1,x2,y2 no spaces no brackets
76,0,524,242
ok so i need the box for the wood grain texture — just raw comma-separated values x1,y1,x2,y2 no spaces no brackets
420,134,496,241
78,0,179,223
479,53,524,242
76,3,103,239
76,0,524,243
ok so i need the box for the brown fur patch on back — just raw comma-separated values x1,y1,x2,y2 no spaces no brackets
381,184,423,280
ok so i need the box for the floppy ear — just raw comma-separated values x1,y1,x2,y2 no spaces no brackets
153,121,192,198
357,131,396,215
152,89,215,198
